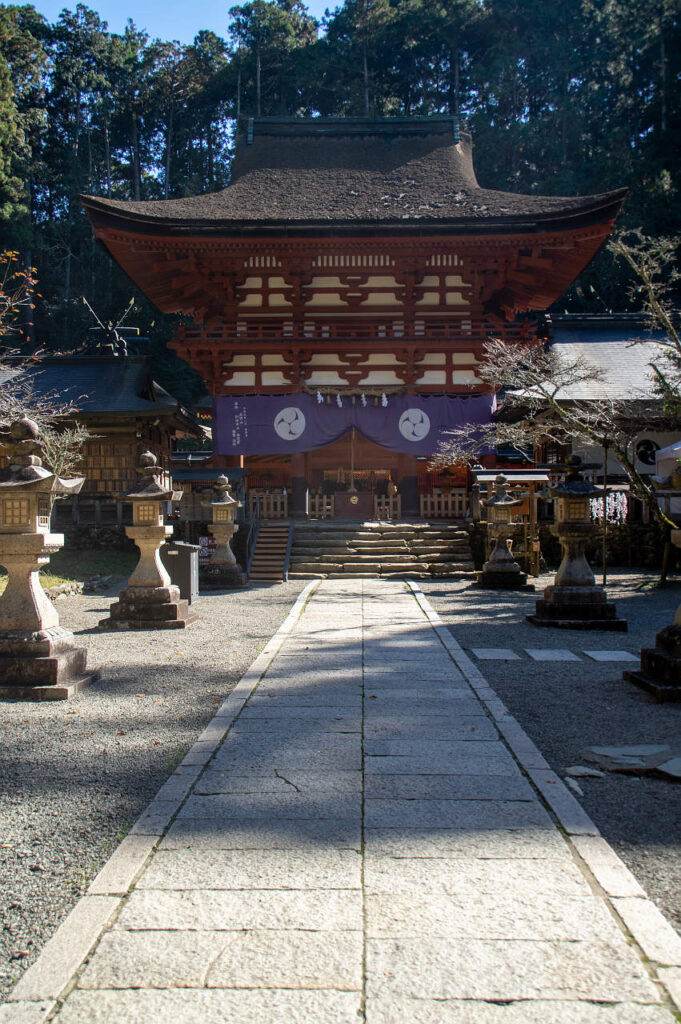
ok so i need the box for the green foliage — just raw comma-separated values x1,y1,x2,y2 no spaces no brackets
0,0,677,395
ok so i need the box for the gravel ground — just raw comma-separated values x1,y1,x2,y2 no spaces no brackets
421,570,681,934
0,579,306,999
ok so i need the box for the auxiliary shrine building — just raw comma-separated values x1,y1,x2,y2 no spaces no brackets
82,118,626,521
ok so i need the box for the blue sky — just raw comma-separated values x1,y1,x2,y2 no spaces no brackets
33,0,334,44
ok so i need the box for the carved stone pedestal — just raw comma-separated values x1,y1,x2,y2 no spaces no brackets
528,583,627,630
200,476,246,589
477,533,531,590
0,417,97,700
624,625,681,701
527,459,625,631
104,584,196,630
100,526,196,630
625,530,681,699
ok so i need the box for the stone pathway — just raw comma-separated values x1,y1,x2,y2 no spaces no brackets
4,580,681,1023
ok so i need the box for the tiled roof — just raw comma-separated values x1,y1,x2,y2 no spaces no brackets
2,357,180,415
547,318,669,400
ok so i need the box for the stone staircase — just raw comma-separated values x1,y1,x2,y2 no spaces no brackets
288,522,475,580
248,522,292,583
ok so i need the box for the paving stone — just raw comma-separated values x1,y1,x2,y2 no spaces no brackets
582,650,639,662
207,929,362,989
116,889,363,932
0,1002,55,1024
364,798,552,830
161,818,361,850
87,835,157,896
612,897,681,965
365,997,674,1024
176,793,360,821
365,891,624,941
55,988,362,1024
365,937,660,1001
365,753,519,775
658,966,681,1012
657,756,681,780
79,931,221,989
128,801,178,836
194,769,362,795
365,720,495,742
528,769,599,835
471,648,521,660
210,752,362,771
525,649,582,662
364,773,534,801
570,835,646,897
8,896,120,1001
363,698,479,716
151,766,202,803
232,716,362,732
364,856,588,896
365,738,505,756
138,849,362,890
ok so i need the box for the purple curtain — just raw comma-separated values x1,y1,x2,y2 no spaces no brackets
213,393,494,456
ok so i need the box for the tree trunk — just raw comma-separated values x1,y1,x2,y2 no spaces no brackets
105,123,112,198
256,45,262,116
363,42,370,115
131,114,141,201
165,104,173,199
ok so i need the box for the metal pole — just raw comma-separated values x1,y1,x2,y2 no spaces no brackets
349,427,357,493
602,442,608,587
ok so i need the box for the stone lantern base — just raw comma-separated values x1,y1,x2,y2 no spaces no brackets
476,536,533,590
0,625,100,700
477,566,532,590
199,563,247,590
624,625,681,701
100,584,197,631
527,585,627,631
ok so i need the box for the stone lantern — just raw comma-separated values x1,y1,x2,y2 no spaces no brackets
100,450,196,629
624,529,681,699
200,475,246,588
0,416,99,699
527,454,626,629
477,475,530,589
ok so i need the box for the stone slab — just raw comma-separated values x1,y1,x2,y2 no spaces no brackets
525,649,582,661
176,793,360,821
364,798,552,830
365,937,659,1001
364,738,506,757
364,754,519,776
152,766,202,803
194,769,362,795
87,835,157,896
116,888,363,932
78,929,362,991
365,998,673,1024
528,769,599,835
138,849,362,890
0,1003,55,1024
8,896,119,1001
160,818,362,851
583,650,639,662
78,930,220,989
658,966,681,1012
471,648,521,660
364,720,496,742
364,773,534,801
570,835,647,897
128,800,178,836
55,988,362,1024
365,891,623,941
206,929,362,989
612,897,681,965
364,856,588,897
